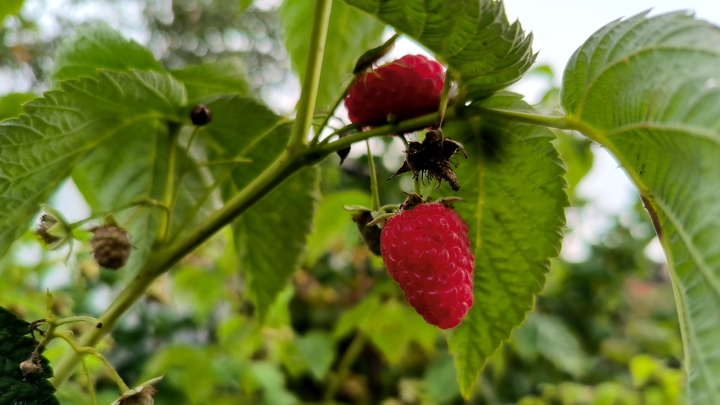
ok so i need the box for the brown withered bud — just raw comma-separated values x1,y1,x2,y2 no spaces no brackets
190,104,212,126
389,129,467,191
90,225,132,270
20,360,42,376
35,213,60,246
352,212,382,256
117,386,157,405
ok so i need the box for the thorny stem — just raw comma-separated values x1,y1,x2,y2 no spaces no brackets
287,0,333,153
50,103,581,387
366,140,380,211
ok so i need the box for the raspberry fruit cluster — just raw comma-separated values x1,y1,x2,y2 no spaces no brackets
380,203,474,329
345,54,444,125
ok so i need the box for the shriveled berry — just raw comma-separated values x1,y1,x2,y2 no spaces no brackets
380,203,474,329
345,54,444,125
90,225,131,270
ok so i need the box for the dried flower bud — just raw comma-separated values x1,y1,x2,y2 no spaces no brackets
20,360,42,375
35,213,60,246
190,104,212,126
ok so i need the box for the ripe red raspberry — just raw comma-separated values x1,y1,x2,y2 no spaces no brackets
380,203,474,329
345,54,444,125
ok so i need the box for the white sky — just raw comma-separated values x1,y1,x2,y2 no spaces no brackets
504,0,720,74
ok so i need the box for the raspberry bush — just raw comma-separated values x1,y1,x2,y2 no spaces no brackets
0,0,717,404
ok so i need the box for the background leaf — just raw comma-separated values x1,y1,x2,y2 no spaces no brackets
296,330,336,380
171,57,252,104
446,93,567,396
53,22,163,81
204,96,319,319
0,307,59,405
0,93,35,122
0,0,24,21
305,189,370,266
280,0,384,112
512,313,587,377
560,11,720,404
343,0,534,100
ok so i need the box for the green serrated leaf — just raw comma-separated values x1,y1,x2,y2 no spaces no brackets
446,92,567,397
53,22,163,81
0,307,60,405
560,11,720,404
0,70,185,261
343,0,535,101
236,159,319,320
203,96,318,319
171,58,252,104
280,0,384,112
0,93,35,122
0,0,24,21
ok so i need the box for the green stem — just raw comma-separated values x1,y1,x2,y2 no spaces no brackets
169,126,201,222
52,316,102,327
413,176,421,195
435,69,453,129
465,106,576,130
324,332,368,403
80,358,97,405
288,0,334,153
186,158,253,168
54,331,130,392
158,122,181,243
312,80,354,145
366,140,380,211
66,199,168,229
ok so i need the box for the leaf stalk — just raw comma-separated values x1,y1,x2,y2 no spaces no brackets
288,0,334,153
